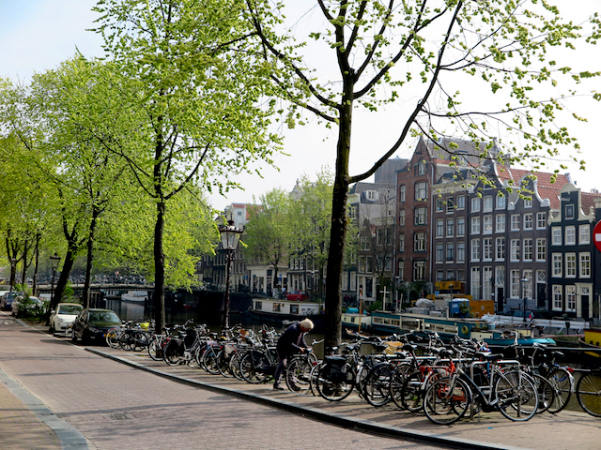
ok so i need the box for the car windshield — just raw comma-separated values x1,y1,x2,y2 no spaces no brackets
59,305,83,314
89,311,120,324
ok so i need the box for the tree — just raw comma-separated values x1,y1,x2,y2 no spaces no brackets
91,0,281,331
244,188,292,292
246,0,600,349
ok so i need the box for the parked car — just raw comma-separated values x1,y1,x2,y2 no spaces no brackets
0,291,21,311
11,296,44,318
71,308,122,345
286,290,310,301
49,303,83,334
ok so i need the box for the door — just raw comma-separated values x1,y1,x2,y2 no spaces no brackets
496,287,504,312
582,294,590,319
537,284,547,309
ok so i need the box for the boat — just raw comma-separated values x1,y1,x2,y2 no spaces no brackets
249,298,324,329
341,311,371,332
579,328,601,359
121,291,148,303
369,310,555,347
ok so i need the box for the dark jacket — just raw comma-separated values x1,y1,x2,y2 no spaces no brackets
276,322,308,357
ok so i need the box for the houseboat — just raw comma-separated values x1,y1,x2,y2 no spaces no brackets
249,298,324,328
341,310,372,332
580,328,601,360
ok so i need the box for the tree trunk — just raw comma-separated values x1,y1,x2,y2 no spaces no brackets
20,241,29,286
32,234,40,296
82,208,99,309
48,242,76,322
324,85,353,350
153,199,166,333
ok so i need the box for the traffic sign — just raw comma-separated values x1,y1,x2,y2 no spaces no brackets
594,220,601,252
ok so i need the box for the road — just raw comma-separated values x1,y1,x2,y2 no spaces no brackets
0,313,440,450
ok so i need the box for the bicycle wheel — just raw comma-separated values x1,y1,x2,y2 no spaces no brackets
133,330,149,351
202,347,221,375
576,371,601,417
147,336,165,361
495,371,538,421
400,370,428,412
119,332,135,351
105,327,121,349
363,363,393,407
163,340,185,366
529,373,554,414
315,362,355,402
285,357,314,393
239,351,270,384
547,367,573,414
423,376,471,425
389,363,415,410
229,351,245,381
216,350,233,378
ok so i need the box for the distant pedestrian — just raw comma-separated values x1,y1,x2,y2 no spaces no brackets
272,318,314,390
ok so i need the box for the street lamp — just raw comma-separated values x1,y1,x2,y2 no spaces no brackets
521,277,529,323
218,219,243,330
50,253,62,305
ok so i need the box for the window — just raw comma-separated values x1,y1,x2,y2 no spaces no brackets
436,197,444,212
457,217,465,236
580,225,590,244
523,198,532,208
553,285,562,311
471,197,481,212
495,266,505,286
399,209,406,226
523,270,533,299
565,226,576,245
511,214,520,231
552,253,562,277
366,190,377,201
446,243,455,262
536,238,546,262
446,219,454,237
510,270,520,298
436,270,444,282
471,239,481,261
456,196,465,209
398,234,405,252
457,242,465,262
457,269,465,281
415,207,427,225
349,206,357,220
565,204,574,219
523,239,533,261
360,236,370,251
523,213,533,230
566,253,576,277
399,185,406,202
414,233,426,251
483,238,493,261
397,263,404,280
496,237,505,260
413,260,426,280
566,285,576,311
471,216,481,234
484,196,493,212
483,215,493,234
510,239,520,261
436,219,444,238
471,267,481,300
496,215,505,233
415,182,427,200
496,195,506,209
552,227,562,245
536,212,546,229
436,243,444,263
580,253,591,277
418,160,427,175
446,269,454,280
446,198,456,213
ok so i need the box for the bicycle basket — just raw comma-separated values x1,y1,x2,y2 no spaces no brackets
323,356,348,383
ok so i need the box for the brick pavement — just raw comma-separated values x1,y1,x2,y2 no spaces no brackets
0,314,442,450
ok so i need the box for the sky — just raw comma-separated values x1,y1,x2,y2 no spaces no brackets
2,0,600,211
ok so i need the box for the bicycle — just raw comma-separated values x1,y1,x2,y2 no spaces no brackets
423,354,538,425
284,339,322,393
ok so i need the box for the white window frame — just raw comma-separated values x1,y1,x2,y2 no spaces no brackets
552,227,562,245
496,195,506,210
495,237,505,261
483,215,493,234
471,267,481,300
471,216,481,234
457,217,465,237
565,253,576,278
456,196,465,210
552,253,562,277
483,238,493,261
580,252,591,278
436,219,444,238
446,219,454,237
511,214,520,231
565,226,576,245
523,198,532,208
399,185,406,202
483,196,493,212
436,243,444,263
552,285,562,311
471,197,481,212
523,239,533,261
398,234,405,252
457,242,465,263
510,239,520,261
579,224,590,245
510,269,520,298
471,239,481,261
536,212,546,229
523,213,533,230
496,215,505,233
566,285,576,312
446,242,455,262
536,238,546,262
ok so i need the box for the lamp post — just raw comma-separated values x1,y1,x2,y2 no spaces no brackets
521,277,529,323
50,253,62,306
218,219,243,330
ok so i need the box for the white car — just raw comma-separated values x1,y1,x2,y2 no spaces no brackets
49,303,83,334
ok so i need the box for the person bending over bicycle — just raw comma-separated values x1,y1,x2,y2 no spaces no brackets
273,318,314,390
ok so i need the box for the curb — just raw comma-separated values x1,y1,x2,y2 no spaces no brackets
87,348,531,450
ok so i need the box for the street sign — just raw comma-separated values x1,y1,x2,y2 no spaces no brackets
594,220,601,252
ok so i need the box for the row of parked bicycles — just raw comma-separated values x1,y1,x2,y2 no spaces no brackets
102,320,601,425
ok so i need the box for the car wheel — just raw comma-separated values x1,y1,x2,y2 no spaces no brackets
71,330,78,344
